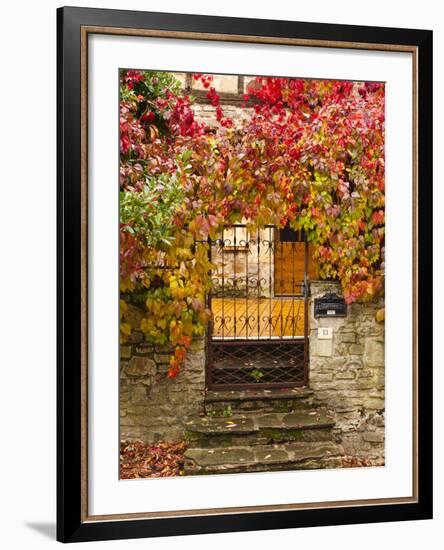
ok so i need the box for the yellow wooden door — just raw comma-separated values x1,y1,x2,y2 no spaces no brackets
274,230,318,296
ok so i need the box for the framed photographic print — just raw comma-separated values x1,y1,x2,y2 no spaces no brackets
57,6,433,543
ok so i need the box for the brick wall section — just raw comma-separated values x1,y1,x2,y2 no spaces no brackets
172,71,254,128
309,280,385,457
120,303,205,442
192,103,253,128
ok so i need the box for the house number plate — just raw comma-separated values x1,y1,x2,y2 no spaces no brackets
318,327,333,339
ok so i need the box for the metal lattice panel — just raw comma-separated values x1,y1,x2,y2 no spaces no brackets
210,341,306,388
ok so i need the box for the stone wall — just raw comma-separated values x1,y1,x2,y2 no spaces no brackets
120,282,385,455
309,280,385,458
120,303,205,443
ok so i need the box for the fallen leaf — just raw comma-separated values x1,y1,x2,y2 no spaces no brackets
120,439,187,479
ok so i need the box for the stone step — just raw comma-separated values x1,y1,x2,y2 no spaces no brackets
204,387,314,415
184,441,344,475
184,409,335,448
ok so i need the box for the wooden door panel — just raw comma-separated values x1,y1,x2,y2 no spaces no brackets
274,241,318,296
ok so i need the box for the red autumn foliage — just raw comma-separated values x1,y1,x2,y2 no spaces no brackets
119,69,386,374
341,455,385,468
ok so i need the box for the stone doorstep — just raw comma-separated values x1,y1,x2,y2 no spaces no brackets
184,441,344,474
185,409,335,435
205,387,314,403
204,388,314,413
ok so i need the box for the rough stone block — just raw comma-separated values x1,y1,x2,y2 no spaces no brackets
362,397,385,410
131,386,148,402
155,343,174,354
190,338,205,352
364,339,385,367
372,368,385,387
120,417,135,427
120,346,132,359
125,356,156,377
362,431,384,443
185,354,205,371
355,379,376,390
309,372,334,383
358,369,374,378
349,344,364,355
124,303,145,326
157,364,170,374
314,339,333,357
119,361,129,376
368,388,385,399
335,370,357,380
135,344,154,355
193,74,239,94
337,332,356,343
154,354,170,365
336,390,362,399
127,331,143,344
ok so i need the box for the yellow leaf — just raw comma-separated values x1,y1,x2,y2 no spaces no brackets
140,318,153,333
375,308,385,323
120,322,131,336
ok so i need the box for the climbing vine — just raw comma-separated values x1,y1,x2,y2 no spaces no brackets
119,70,385,377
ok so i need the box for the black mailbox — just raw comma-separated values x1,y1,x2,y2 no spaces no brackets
314,292,347,318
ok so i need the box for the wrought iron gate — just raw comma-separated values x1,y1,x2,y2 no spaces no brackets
206,225,308,390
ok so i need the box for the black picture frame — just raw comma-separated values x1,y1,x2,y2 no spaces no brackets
57,6,433,543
